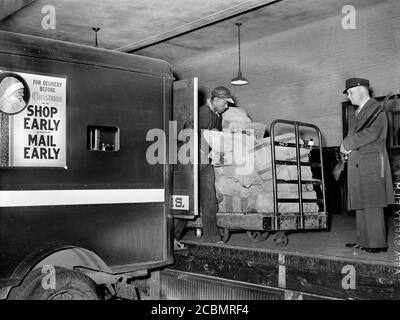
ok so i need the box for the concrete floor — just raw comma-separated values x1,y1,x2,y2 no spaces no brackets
181,212,397,265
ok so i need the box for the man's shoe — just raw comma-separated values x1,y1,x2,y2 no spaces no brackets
345,243,362,249
363,247,388,253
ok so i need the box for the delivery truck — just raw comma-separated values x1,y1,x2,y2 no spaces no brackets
0,31,175,300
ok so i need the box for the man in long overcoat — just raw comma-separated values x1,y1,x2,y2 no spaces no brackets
341,78,394,253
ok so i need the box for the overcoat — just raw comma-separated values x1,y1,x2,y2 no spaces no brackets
342,98,394,210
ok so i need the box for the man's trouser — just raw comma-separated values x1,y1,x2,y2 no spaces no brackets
356,207,387,248
174,164,220,242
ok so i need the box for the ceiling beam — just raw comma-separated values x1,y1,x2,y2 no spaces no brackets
116,0,282,53
0,0,35,21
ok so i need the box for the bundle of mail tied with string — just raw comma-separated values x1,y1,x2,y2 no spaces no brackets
202,107,320,214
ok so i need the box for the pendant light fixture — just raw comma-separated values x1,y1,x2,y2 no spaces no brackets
231,22,249,86
92,27,101,47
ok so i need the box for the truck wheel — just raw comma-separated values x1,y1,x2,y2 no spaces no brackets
8,267,102,300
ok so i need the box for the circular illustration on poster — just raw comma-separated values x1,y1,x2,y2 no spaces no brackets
0,72,30,115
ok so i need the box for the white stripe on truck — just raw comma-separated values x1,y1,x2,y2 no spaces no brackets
0,189,165,207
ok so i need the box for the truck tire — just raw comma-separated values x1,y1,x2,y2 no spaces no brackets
8,266,102,300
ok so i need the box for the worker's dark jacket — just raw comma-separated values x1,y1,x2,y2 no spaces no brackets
342,98,394,210
199,103,222,165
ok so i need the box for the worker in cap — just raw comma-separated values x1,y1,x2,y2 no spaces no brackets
211,86,234,105
0,76,27,114
174,86,234,247
341,77,394,253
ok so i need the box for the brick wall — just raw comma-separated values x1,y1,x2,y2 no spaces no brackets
174,1,400,146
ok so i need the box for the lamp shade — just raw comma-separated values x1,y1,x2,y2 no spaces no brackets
231,71,249,85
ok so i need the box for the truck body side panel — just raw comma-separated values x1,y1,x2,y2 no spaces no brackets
0,53,165,187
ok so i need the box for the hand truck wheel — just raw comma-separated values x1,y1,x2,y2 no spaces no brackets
246,231,269,242
195,228,202,238
219,228,230,243
273,232,288,247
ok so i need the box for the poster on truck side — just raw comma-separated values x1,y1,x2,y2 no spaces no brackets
0,69,66,168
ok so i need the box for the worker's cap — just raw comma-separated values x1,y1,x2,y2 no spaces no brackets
211,86,234,103
343,78,370,94
0,77,24,97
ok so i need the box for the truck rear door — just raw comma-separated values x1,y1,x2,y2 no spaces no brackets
171,78,199,219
